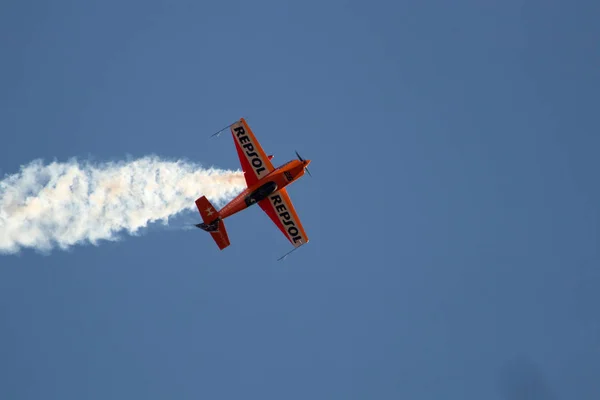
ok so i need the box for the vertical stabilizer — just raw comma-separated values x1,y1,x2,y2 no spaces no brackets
195,196,230,250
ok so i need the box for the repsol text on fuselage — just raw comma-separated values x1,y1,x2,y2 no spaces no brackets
269,194,303,244
234,125,266,176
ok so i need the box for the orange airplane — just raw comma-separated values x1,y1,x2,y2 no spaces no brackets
194,118,311,259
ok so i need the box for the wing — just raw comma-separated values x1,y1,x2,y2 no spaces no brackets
259,188,309,248
230,118,275,187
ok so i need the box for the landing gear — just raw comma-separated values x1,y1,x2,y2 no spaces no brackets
244,181,278,207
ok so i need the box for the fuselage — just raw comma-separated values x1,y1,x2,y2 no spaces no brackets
218,158,310,219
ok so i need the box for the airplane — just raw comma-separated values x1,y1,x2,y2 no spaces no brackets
194,118,311,260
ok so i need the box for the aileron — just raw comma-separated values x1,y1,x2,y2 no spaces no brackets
230,118,275,187
259,188,308,248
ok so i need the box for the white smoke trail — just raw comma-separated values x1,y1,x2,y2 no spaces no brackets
0,156,246,254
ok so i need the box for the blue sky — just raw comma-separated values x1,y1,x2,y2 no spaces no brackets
1,0,599,399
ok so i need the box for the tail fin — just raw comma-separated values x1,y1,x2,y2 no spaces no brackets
195,196,230,250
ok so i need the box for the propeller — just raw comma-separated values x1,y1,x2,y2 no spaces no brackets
295,150,312,177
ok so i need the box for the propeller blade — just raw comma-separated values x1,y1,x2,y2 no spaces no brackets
296,150,312,177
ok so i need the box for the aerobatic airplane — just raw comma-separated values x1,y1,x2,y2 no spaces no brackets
194,118,311,260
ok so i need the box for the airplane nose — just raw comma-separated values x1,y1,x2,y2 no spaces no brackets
303,160,312,177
